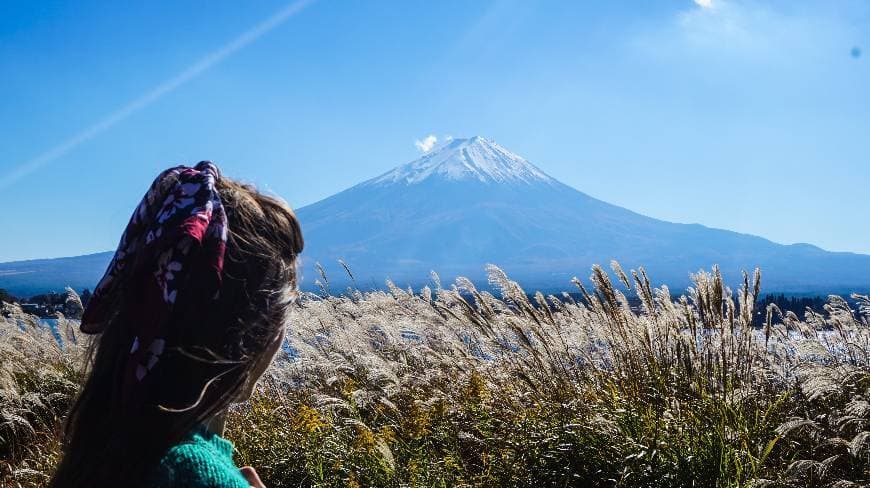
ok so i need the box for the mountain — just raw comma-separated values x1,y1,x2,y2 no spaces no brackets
3,136,870,296
0,252,113,298
295,136,870,293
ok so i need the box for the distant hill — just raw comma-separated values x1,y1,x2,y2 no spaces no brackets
3,136,870,296
0,252,112,298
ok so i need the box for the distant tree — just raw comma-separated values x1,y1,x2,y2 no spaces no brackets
81,288,92,307
29,292,62,305
755,293,830,326
0,288,17,303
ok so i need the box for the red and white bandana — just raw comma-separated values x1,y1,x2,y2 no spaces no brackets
81,161,228,397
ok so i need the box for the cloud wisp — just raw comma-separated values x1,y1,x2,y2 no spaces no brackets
0,0,315,190
414,135,438,152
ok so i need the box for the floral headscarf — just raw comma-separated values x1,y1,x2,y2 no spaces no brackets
81,161,228,398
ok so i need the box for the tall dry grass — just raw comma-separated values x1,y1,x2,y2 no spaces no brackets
1,263,868,487
0,303,82,486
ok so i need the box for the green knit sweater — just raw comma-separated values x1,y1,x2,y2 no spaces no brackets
150,426,250,487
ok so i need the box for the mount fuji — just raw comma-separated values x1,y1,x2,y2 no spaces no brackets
3,136,870,296
295,136,870,293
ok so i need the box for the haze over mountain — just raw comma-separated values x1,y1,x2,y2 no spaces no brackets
3,136,870,296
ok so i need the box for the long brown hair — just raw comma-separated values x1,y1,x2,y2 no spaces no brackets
50,177,304,487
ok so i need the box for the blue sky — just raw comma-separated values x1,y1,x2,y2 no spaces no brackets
0,0,868,261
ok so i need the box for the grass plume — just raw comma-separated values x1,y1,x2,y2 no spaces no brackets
1,264,868,487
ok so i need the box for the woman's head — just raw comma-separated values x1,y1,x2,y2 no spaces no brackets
50,164,303,487
211,176,303,402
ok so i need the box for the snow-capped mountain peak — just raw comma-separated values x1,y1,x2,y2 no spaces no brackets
369,136,556,186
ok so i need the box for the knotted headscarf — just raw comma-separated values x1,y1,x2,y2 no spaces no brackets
81,161,228,399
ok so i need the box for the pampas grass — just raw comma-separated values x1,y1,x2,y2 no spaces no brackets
1,264,868,487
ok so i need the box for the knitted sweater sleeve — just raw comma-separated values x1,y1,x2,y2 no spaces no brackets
151,432,251,488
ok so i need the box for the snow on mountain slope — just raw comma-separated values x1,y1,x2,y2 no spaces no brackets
368,136,556,186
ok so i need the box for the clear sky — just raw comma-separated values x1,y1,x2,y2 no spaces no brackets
1,0,868,262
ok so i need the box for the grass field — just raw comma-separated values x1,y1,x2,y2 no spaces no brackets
1,264,868,487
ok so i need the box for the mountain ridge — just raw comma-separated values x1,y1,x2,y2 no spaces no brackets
294,136,870,293
3,136,870,296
